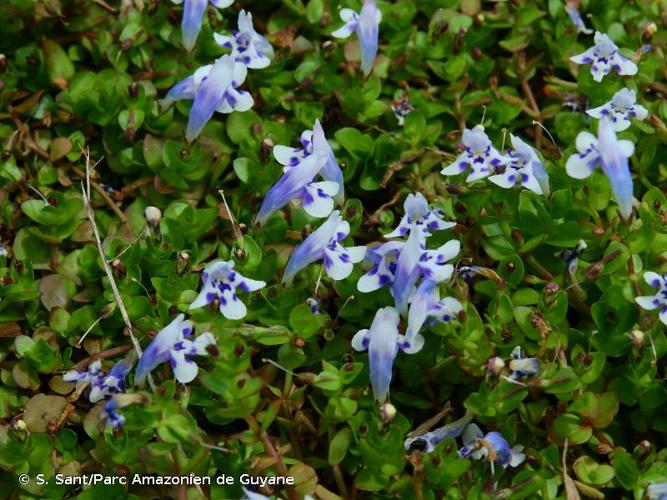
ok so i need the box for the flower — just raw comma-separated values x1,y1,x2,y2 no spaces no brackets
441,125,507,183
489,134,550,196
586,88,648,132
102,397,126,430
135,314,216,386
384,192,455,239
647,483,667,500
64,358,133,404
391,94,415,125
404,411,473,452
162,55,253,142
63,359,104,387
391,230,460,315
508,346,539,380
357,240,403,292
459,424,525,468
272,120,345,203
214,10,274,69
190,260,266,319
256,151,341,225
570,32,638,82
306,297,321,314
405,279,463,345
172,0,234,52
565,119,635,220
557,239,587,275
282,210,366,286
331,0,382,76
635,272,667,326
564,4,593,35
351,306,416,403
0,243,7,257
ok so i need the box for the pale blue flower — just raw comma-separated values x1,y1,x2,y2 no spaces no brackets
272,120,345,204
102,397,126,430
189,260,266,319
404,411,473,452
441,125,508,183
163,55,253,142
357,240,403,293
331,0,382,76
135,314,216,386
635,272,667,326
172,0,234,52
256,151,340,225
0,243,7,257
564,4,592,35
490,134,550,195
647,483,667,500
384,192,455,239
214,10,273,69
508,346,539,380
586,88,648,132
565,119,635,220
351,306,416,403
557,239,587,275
306,297,321,314
391,230,460,315
64,358,132,403
405,279,463,344
459,424,525,468
570,32,638,82
282,210,366,286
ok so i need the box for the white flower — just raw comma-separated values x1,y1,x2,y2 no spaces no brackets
635,272,667,326
570,32,638,82
441,125,508,183
214,10,274,69
190,260,266,320
586,88,648,132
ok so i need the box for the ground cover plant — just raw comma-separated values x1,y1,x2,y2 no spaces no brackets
1,0,667,498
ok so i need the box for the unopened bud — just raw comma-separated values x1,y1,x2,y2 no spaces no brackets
644,22,657,36
177,250,189,262
14,419,27,431
487,356,506,375
380,402,397,422
144,206,161,226
630,329,644,347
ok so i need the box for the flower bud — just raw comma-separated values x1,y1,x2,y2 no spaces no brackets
630,329,644,347
144,206,161,226
380,402,397,423
487,356,506,375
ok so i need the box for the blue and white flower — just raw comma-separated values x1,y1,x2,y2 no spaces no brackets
404,411,473,452
391,95,415,125
256,151,341,225
331,0,382,76
282,210,366,286
586,88,648,132
135,314,216,386
564,4,593,35
172,0,234,52
190,260,266,319
570,32,638,82
565,119,635,220
163,55,253,142
490,134,550,196
405,279,463,344
441,125,507,183
214,10,274,69
89,359,132,403
357,240,404,293
272,120,345,203
102,397,126,431
63,359,104,387
508,346,539,380
351,306,416,403
306,297,321,314
557,239,588,275
391,230,460,315
647,483,667,500
635,272,667,326
0,243,7,257
459,424,525,468
384,192,455,239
